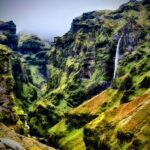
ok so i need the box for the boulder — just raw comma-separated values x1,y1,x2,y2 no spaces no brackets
0,139,25,150
0,141,6,150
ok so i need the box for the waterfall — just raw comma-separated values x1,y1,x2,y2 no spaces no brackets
113,36,122,79
25,120,30,130
24,114,30,130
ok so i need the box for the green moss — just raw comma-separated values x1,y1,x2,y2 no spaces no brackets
55,100,71,115
84,69,104,88
48,119,85,150
0,44,11,52
21,83,37,101
18,34,31,47
48,119,68,136
59,128,85,150
96,33,108,46
59,72,68,86
47,65,61,90
0,112,4,120
28,65,46,87
0,34,7,42
66,57,80,71
36,100,48,109
13,106,24,116
15,119,29,135
29,116,47,136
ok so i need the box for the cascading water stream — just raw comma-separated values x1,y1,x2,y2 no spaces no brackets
24,114,30,131
113,35,122,79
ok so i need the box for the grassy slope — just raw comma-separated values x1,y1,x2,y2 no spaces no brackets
48,89,150,149
47,1,150,149
84,91,150,150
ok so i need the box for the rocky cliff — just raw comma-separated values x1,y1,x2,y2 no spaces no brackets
0,21,17,50
28,0,150,141
0,21,49,111
0,27,56,150
0,21,53,149
0,44,16,124
43,0,150,149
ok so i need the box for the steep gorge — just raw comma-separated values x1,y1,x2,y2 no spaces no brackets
0,20,52,149
0,0,150,149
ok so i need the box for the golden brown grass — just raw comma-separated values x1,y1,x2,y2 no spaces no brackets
70,90,108,115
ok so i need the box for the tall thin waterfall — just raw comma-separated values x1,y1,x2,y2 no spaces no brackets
113,36,122,79
24,114,30,130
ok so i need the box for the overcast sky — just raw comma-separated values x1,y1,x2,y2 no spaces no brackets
0,0,129,39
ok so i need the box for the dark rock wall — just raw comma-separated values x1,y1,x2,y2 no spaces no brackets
0,46,16,124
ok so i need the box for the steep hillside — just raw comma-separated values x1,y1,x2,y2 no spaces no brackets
14,34,49,107
47,0,150,149
0,44,16,124
0,22,53,148
83,92,150,150
0,21,50,111
29,0,150,142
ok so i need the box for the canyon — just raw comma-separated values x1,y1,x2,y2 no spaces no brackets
0,0,150,149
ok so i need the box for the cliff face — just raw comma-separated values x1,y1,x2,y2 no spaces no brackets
12,34,49,106
0,21,17,50
0,21,49,112
28,0,150,140
0,22,55,149
45,0,150,149
0,44,16,124
18,34,49,79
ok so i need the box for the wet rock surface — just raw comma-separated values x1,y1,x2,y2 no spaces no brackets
0,138,25,150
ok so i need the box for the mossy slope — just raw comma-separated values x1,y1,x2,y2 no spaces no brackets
46,0,150,149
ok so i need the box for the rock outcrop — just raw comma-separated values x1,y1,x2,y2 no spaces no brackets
18,34,49,54
0,44,16,124
0,21,49,112
120,20,144,52
0,21,17,50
